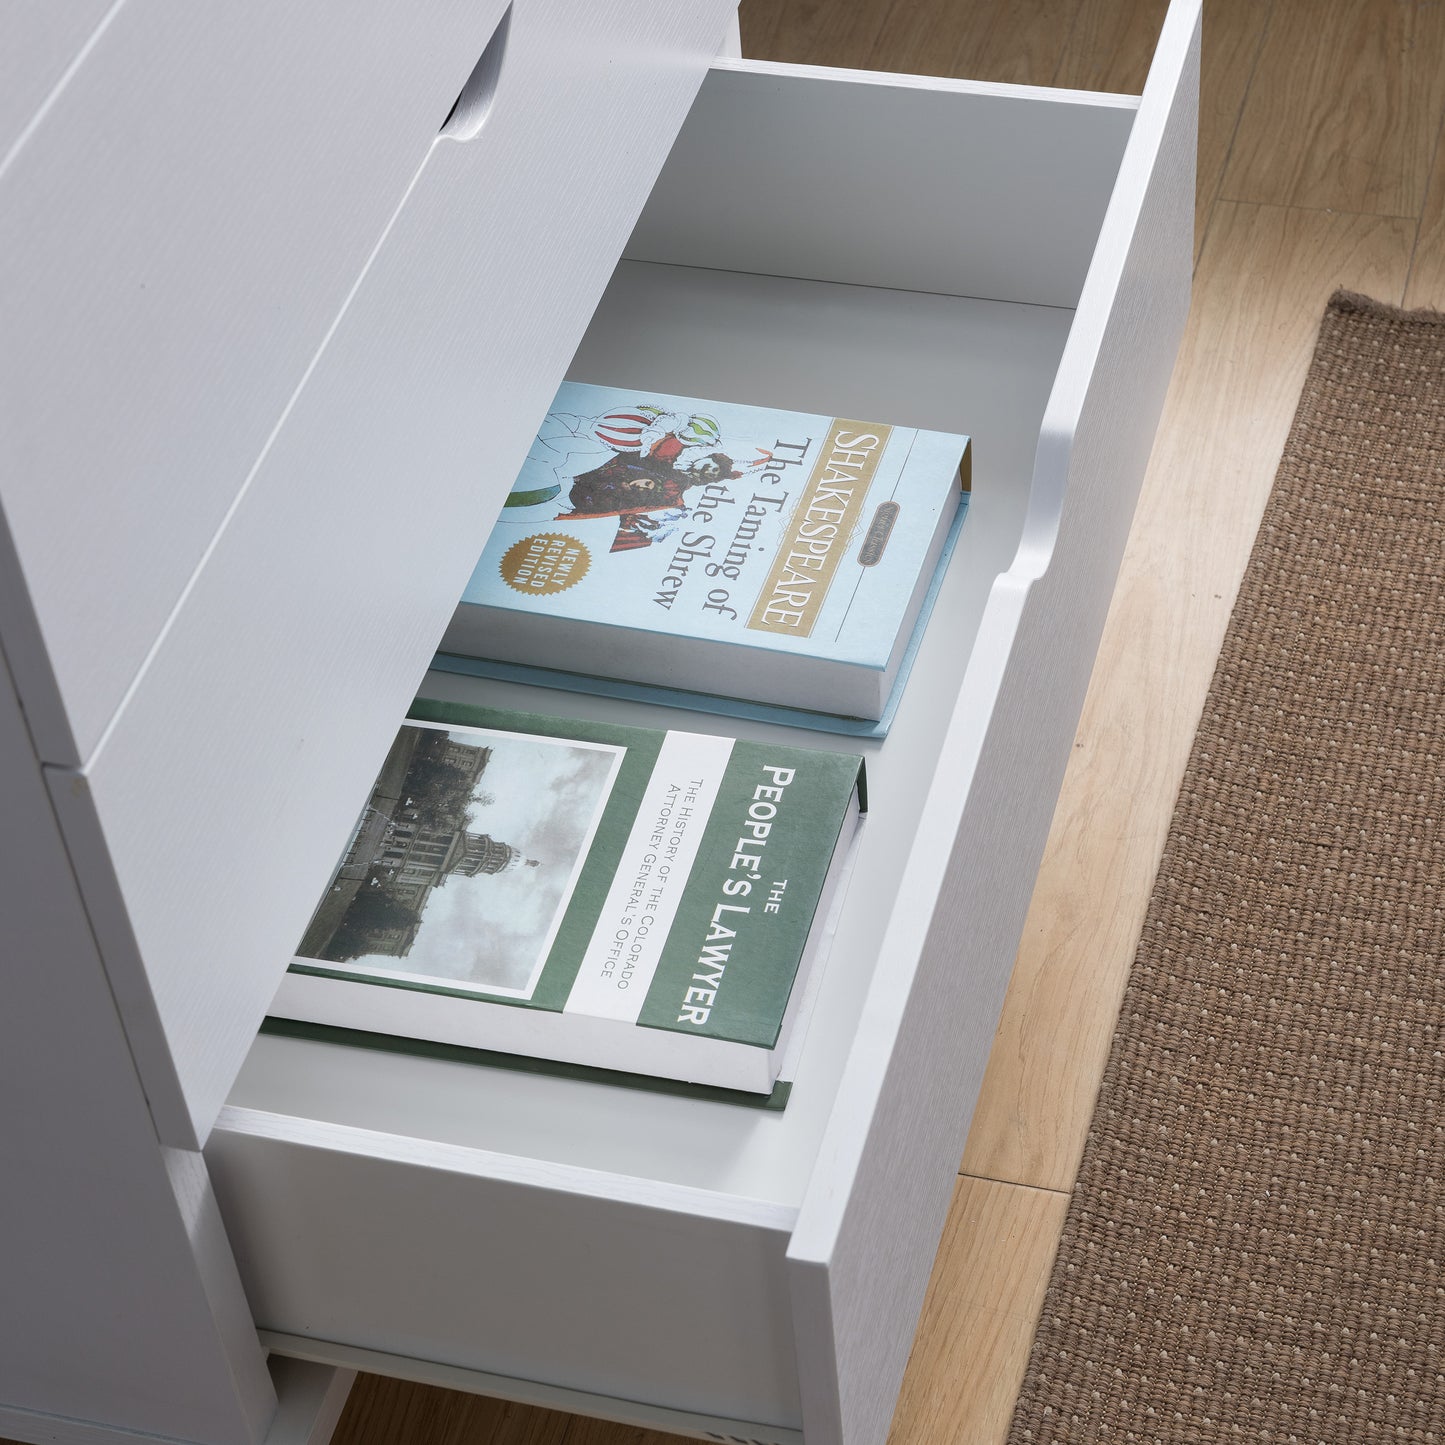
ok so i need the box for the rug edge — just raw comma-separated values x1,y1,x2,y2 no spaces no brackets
1329,287,1445,323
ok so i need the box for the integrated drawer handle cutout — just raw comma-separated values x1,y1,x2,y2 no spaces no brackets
439,5,512,141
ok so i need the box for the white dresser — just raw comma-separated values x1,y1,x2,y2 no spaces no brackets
0,3,1200,1443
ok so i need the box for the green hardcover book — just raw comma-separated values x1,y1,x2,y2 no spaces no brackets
268,699,865,1094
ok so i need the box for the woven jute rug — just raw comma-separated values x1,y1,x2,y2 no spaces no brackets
1007,292,1445,1444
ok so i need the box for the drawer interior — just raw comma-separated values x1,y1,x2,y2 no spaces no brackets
221,62,1139,1208
206,1,1208,1419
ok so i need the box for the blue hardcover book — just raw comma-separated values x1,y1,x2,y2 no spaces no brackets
443,382,970,721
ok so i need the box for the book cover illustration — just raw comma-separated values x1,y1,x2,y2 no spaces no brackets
274,702,863,1085
446,383,968,712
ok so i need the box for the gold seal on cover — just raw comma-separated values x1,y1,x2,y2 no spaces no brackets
499,533,590,595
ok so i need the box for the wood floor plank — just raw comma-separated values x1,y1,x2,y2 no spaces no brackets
331,1374,561,1445
330,1375,696,1445
561,1417,689,1445
1193,0,1273,261
1222,0,1445,216
887,1179,1070,1445
1051,0,1167,95
1404,119,1445,309
939,0,1081,86
736,0,889,71
739,0,1083,85
961,201,1415,1194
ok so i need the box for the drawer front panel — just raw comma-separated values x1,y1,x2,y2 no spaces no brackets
47,0,737,1149
785,7,1201,1443
209,1111,803,1429
0,0,508,767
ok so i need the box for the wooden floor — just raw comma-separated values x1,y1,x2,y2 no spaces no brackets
326,3,1445,1443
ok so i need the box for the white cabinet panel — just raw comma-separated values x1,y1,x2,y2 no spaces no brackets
0,654,274,1445
45,0,739,1150
0,0,113,161
0,0,508,767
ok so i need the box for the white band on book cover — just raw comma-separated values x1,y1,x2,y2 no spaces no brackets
565,730,735,1022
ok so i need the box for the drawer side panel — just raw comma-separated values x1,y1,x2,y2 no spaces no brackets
785,7,1201,1443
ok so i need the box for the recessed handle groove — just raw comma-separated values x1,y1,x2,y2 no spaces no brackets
439,5,512,141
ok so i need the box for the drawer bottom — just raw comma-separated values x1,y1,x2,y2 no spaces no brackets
262,1333,802,1445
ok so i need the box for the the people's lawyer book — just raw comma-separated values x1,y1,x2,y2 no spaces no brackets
269,700,864,1093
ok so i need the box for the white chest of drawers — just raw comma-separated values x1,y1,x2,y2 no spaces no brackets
0,4,1199,1443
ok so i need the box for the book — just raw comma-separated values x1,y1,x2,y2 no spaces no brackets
268,699,865,1094
442,382,970,722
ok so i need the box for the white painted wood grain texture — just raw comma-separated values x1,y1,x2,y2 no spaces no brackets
212,1106,800,1224
43,0,739,1150
0,654,274,1442
625,60,1136,305
784,6,1200,1442
0,0,508,767
0,0,114,163
207,1110,803,1429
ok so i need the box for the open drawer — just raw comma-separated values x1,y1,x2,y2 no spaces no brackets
208,7,1199,1443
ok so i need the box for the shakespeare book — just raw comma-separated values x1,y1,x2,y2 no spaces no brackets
442,382,969,721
